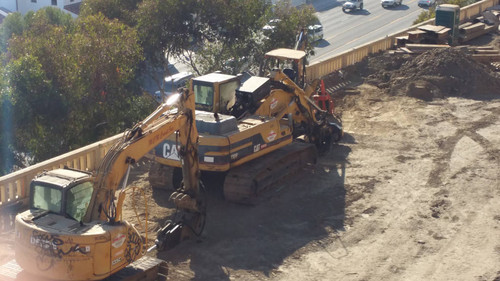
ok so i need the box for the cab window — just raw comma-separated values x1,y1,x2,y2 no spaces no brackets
66,181,93,222
194,82,214,111
32,184,62,213
219,80,239,114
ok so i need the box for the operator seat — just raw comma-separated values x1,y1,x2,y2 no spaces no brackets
283,68,296,82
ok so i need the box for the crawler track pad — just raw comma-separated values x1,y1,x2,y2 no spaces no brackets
223,142,317,204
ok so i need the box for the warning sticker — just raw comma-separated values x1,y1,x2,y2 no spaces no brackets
270,98,278,110
112,234,126,248
267,130,277,142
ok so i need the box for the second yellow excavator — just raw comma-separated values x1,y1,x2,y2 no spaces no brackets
149,48,343,203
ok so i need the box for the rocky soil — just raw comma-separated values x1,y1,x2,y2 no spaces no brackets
1,33,499,281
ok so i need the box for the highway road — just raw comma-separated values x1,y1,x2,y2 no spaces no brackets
309,0,430,63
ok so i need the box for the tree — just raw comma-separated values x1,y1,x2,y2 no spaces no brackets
0,12,25,52
0,54,19,175
413,7,436,24
71,14,147,141
5,8,155,164
134,0,202,92
7,55,67,162
79,0,142,27
185,0,270,75
191,0,319,76
263,1,318,54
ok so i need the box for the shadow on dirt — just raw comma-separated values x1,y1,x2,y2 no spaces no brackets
158,143,352,280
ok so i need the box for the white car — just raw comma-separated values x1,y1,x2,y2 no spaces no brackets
342,0,364,12
308,24,324,42
381,0,402,7
262,19,281,35
153,71,193,103
163,71,193,89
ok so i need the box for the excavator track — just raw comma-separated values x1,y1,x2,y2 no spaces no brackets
223,142,317,204
148,162,182,190
0,256,168,281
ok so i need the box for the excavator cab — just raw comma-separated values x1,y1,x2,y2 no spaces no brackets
29,168,93,223
192,72,240,115
264,48,307,88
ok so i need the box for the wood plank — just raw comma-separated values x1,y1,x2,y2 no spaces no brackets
405,44,450,49
418,24,448,33
472,54,500,63
399,47,414,54
461,22,486,34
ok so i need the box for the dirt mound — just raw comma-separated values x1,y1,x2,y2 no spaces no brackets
344,47,500,101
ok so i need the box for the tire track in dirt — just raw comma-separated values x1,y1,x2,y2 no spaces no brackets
426,102,500,188
407,101,500,280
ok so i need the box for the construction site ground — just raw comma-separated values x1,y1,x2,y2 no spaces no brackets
1,33,500,281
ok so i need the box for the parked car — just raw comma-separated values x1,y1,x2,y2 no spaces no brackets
343,0,364,12
308,24,324,42
418,0,435,7
163,71,193,89
262,19,281,35
153,90,174,103
153,71,193,103
381,0,402,7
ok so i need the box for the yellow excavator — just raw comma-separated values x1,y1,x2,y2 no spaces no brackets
149,48,343,203
13,89,204,280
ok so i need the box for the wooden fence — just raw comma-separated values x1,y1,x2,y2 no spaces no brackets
0,0,499,226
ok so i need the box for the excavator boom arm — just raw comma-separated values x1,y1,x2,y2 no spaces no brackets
86,91,198,223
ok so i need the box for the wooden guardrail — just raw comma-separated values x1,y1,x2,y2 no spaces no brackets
306,0,500,81
0,133,121,230
0,0,499,224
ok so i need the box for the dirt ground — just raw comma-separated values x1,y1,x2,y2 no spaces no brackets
1,32,500,281
126,32,500,281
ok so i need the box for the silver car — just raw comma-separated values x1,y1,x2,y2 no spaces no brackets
342,0,364,12
418,0,436,7
381,0,402,7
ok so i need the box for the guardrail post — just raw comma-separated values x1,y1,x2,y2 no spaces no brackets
0,184,5,205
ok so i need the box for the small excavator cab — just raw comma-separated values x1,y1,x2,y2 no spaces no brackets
264,48,307,87
30,168,93,223
192,72,240,114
